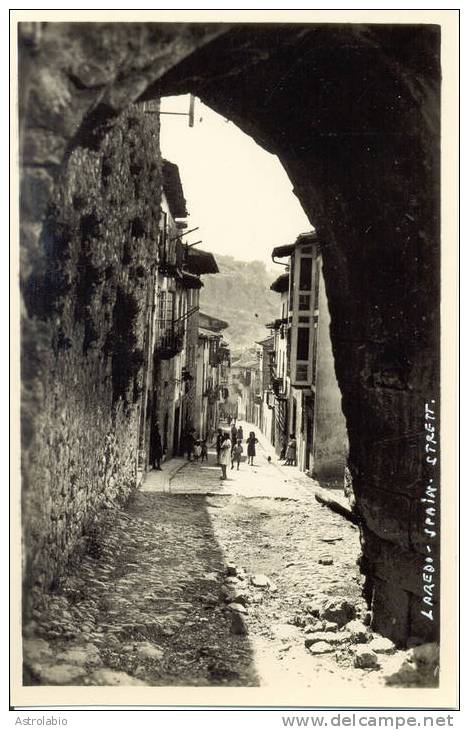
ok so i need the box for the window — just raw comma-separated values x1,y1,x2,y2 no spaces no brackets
296,363,308,381
159,212,168,262
299,257,312,291
289,259,295,310
296,326,310,361
313,258,321,309
299,294,310,310
157,291,174,333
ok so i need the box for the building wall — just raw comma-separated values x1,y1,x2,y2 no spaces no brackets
149,193,188,461
289,387,305,470
183,287,200,432
21,105,163,604
196,337,209,437
312,261,349,482
269,251,347,482
260,395,273,443
153,357,176,458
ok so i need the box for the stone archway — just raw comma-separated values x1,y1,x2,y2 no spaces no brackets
18,21,440,645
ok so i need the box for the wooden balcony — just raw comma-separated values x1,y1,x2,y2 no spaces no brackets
155,323,184,360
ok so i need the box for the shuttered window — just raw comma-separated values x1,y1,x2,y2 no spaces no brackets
157,291,174,334
296,327,310,362
299,256,312,291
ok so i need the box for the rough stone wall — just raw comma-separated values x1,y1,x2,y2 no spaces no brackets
21,103,163,607
312,262,349,482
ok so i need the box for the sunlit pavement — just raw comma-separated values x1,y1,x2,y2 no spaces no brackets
148,422,317,501
25,421,375,692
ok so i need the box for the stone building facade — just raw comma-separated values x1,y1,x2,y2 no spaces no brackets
266,232,349,482
20,97,223,611
21,103,164,607
196,312,230,440
139,159,223,466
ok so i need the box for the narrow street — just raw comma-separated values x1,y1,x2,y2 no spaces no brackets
24,424,416,692
14,21,449,711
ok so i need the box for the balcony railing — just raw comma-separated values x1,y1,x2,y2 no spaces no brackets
155,322,185,360
158,239,185,276
271,376,287,399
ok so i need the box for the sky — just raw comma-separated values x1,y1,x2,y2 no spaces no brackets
159,95,311,269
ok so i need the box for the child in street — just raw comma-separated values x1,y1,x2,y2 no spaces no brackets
246,431,258,466
219,433,231,481
193,439,202,462
285,434,297,466
216,428,223,464
231,439,243,470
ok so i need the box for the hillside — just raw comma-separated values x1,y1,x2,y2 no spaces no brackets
199,254,280,355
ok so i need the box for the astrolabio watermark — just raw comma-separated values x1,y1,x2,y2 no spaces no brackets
14,718,68,726
421,400,438,623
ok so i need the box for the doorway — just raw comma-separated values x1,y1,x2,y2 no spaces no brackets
173,405,180,456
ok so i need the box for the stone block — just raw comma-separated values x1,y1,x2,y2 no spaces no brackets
31,663,87,685
344,620,370,644
88,668,146,686
22,128,67,166
227,602,247,614
305,631,349,647
383,644,439,687
362,526,424,595
230,612,248,636
251,574,270,588
369,636,395,654
319,597,356,628
307,641,333,655
371,579,409,647
135,642,164,661
358,489,411,550
355,425,423,497
353,646,379,669
20,167,55,221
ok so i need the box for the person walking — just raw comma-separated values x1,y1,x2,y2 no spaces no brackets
246,431,258,466
152,423,163,471
279,437,287,461
201,438,208,462
236,425,244,442
230,422,238,445
285,433,297,466
216,428,223,465
193,438,202,462
219,432,232,481
186,428,195,462
231,439,243,470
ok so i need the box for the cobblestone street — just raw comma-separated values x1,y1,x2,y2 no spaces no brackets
24,427,433,691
